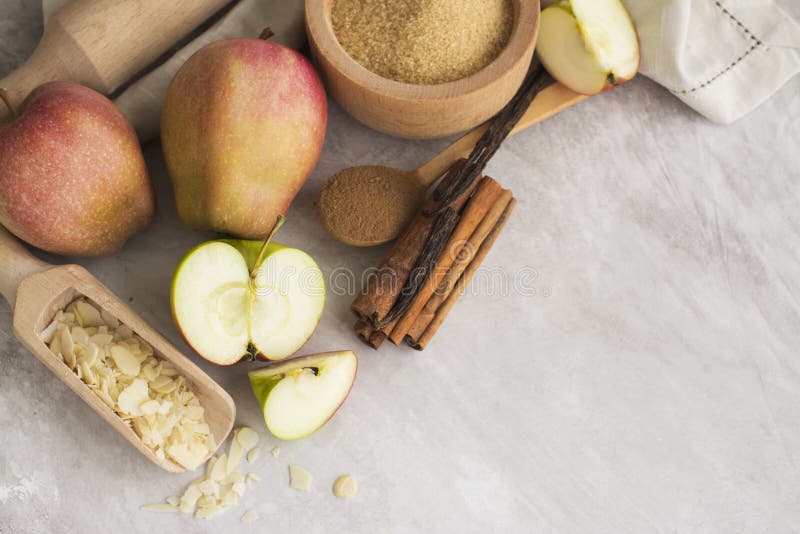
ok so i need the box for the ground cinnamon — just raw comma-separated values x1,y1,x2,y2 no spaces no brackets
318,166,422,244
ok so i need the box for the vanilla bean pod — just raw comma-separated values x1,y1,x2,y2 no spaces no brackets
428,59,553,212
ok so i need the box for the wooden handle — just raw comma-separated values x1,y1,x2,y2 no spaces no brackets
415,83,588,186
0,226,50,309
0,0,232,123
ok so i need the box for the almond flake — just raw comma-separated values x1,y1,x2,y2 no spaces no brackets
289,465,312,492
247,447,260,463
333,474,357,499
241,510,259,523
76,301,104,327
117,379,149,414
110,345,140,376
235,427,259,451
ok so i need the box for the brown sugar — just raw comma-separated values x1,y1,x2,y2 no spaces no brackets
331,0,514,85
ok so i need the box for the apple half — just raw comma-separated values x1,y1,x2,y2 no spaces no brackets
249,351,358,440
537,0,640,95
171,220,325,364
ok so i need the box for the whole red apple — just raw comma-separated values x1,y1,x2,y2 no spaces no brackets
0,82,154,256
161,38,327,238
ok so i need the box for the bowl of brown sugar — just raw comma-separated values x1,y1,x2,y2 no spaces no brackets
305,0,540,139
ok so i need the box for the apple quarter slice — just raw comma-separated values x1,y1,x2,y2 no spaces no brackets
537,0,640,95
172,242,250,365
249,351,357,440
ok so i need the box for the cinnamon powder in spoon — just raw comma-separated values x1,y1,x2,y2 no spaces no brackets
317,166,424,245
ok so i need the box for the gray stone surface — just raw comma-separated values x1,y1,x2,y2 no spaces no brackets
1,2,799,533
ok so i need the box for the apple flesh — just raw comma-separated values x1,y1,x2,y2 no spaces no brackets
0,82,153,256
171,238,325,364
249,351,357,440
161,37,327,238
537,0,640,95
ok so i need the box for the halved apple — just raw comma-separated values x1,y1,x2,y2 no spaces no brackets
537,0,640,95
171,219,325,364
249,351,358,440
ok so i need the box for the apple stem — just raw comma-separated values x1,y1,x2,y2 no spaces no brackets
0,88,17,120
251,214,286,278
259,27,275,41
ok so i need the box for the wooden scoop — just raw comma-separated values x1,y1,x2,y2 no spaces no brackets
0,226,235,472
317,83,587,247
0,0,232,124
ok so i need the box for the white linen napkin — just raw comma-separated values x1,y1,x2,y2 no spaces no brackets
43,0,799,133
624,0,800,124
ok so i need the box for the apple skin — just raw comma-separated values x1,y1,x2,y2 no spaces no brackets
0,82,154,256
249,351,357,440
161,38,327,239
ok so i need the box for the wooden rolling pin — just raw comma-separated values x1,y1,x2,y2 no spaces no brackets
0,0,231,123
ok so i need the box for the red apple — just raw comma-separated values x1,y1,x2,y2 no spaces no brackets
0,82,154,256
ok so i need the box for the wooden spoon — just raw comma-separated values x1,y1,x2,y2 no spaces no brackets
0,226,235,473
317,83,587,247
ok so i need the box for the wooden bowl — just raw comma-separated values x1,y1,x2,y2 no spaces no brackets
305,0,540,139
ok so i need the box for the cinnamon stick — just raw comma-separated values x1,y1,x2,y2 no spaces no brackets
408,198,517,350
405,189,514,343
352,159,479,348
351,160,466,326
388,176,504,344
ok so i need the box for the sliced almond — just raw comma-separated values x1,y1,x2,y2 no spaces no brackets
235,427,259,451
241,510,259,523
289,465,312,492
110,345,140,376
247,447,260,463
333,474,357,499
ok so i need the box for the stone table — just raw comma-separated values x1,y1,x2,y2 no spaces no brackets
1,2,799,533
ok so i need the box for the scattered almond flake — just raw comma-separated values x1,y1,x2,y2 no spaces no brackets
235,427,259,451
289,465,312,492
142,426,264,521
232,482,246,496
247,447,260,463
45,298,213,471
333,474,357,499
271,447,280,458
241,510,259,523
195,505,222,519
210,454,227,482
227,439,243,474
222,471,244,486
140,503,178,513
220,489,239,507
198,479,220,498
